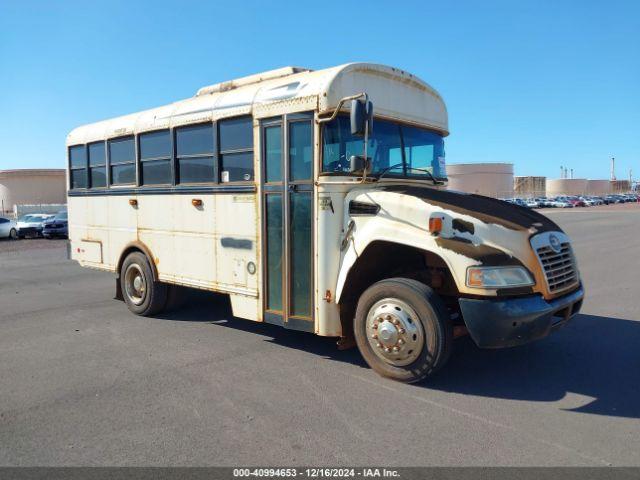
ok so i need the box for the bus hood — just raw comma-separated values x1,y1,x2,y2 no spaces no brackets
341,185,568,298
378,185,561,233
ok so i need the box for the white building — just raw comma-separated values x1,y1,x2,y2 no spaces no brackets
446,163,514,198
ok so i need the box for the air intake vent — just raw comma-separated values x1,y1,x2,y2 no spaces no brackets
349,201,380,216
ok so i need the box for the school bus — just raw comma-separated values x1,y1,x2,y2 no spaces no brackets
67,63,584,382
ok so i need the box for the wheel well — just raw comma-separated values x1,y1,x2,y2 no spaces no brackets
116,243,158,281
338,241,459,336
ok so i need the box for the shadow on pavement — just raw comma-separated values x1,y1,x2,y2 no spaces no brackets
427,313,640,419
157,289,640,419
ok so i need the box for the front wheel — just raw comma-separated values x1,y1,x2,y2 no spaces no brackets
354,278,453,383
120,251,167,316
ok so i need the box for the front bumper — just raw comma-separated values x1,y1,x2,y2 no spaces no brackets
43,227,68,237
458,285,584,348
19,227,43,237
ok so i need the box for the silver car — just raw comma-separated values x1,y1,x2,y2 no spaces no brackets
0,216,19,240
16,213,53,238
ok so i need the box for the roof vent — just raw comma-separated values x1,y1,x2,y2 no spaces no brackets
195,66,312,96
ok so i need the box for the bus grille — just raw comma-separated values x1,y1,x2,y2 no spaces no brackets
536,243,578,293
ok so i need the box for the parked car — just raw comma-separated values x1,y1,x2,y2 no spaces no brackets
548,197,574,208
42,211,68,238
0,216,19,240
524,198,541,208
564,196,586,207
16,213,53,238
579,196,601,206
534,197,553,208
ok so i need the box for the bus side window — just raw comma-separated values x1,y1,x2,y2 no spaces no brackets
69,145,87,189
219,117,253,182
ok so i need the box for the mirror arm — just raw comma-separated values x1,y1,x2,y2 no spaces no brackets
316,92,368,125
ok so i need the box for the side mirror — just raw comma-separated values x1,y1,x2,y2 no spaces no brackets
349,155,371,174
350,99,373,136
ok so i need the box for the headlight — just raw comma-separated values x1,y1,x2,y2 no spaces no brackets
466,266,534,288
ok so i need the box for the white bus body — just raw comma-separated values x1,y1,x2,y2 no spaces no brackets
67,63,583,382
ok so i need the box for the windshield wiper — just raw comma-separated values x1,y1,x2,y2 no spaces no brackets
375,163,444,185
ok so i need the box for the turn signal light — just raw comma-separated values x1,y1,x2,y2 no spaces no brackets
429,217,443,234
467,269,484,287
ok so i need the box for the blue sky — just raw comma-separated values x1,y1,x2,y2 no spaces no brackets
0,0,638,180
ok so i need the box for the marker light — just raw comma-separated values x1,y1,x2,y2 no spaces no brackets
466,266,534,288
429,217,443,234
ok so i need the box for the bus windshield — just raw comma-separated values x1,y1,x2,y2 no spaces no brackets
322,116,447,181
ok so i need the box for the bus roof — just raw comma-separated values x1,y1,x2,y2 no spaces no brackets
67,63,448,146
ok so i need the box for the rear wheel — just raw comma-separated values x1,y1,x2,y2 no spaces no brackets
9,228,18,240
354,278,453,383
120,251,167,316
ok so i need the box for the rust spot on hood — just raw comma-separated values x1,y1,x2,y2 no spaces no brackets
435,236,525,268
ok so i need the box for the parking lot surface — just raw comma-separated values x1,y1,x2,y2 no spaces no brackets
1,207,639,466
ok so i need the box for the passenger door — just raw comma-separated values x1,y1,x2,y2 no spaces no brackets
261,114,314,332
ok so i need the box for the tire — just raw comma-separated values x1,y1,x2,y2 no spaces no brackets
9,228,18,240
120,251,167,316
353,278,453,383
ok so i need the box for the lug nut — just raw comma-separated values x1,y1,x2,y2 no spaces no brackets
371,333,378,339
398,328,405,334
385,315,392,320
372,323,378,329
384,347,391,353
398,339,405,345
392,319,400,326
376,342,382,348
392,346,400,352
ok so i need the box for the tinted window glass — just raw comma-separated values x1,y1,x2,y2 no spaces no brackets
140,130,171,159
178,156,215,183
221,151,253,182
141,159,172,185
90,167,107,188
69,146,86,168
266,194,283,311
289,121,312,181
71,169,87,189
111,163,136,184
401,127,446,178
265,125,282,183
109,137,135,164
88,142,106,166
289,192,312,317
0,218,8,224
219,117,252,151
322,116,446,179
176,124,213,156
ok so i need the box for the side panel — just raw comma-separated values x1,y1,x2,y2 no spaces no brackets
315,186,348,337
69,191,260,321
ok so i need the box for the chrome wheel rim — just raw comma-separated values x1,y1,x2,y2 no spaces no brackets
124,263,146,305
9,229,17,240
366,298,425,366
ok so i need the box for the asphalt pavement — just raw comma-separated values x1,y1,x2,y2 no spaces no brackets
1,207,639,466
